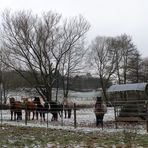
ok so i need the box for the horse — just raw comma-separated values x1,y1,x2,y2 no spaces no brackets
49,100,63,121
94,96,107,129
21,97,36,120
9,97,22,121
33,97,64,121
33,97,49,122
62,97,73,118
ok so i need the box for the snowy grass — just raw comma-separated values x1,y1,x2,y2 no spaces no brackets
0,123,148,147
0,106,148,147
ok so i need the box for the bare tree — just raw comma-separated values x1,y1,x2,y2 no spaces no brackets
110,34,137,84
110,36,124,84
60,21,88,98
127,50,143,83
141,58,148,82
89,34,138,101
90,36,117,100
0,48,10,104
1,10,90,102
119,34,136,84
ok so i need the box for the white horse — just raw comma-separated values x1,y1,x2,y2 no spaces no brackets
62,97,73,118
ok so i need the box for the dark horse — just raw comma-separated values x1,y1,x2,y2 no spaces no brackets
9,97,22,121
49,101,63,121
21,97,36,120
33,97,63,121
33,97,49,122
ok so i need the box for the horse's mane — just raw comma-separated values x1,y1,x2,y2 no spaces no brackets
39,97,45,106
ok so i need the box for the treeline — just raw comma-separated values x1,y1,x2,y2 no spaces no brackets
2,71,101,91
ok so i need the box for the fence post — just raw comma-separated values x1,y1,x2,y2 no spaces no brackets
114,102,118,129
61,105,64,126
25,106,27,125
0,83,3,127
74,103,77,128
47,112,48,128
146,101,148,133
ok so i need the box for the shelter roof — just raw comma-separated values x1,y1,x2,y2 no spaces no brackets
107,83,148,92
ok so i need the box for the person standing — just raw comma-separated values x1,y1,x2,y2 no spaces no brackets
94,96,107,129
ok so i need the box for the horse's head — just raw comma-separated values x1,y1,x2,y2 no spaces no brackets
63,97,68,105
63,97,73,108
33,97,40,105
21,97,29,104
44,101,50,110
9,97,15,105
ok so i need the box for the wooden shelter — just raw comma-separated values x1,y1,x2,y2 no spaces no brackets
107,83,148,119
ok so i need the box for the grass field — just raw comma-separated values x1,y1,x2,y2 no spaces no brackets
0,124,148,148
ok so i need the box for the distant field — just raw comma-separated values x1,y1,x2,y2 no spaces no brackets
6,88,100,99
5,88,99,107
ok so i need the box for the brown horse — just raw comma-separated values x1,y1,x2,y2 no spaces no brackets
94,96,107,128
9,97,22,121
21,97,36,120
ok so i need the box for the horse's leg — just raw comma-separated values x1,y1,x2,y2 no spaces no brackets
58,105,62,118
100,114,104,130
27,111,29,120
16,112,18,121
61,110,63,118
14,112,16,121
36,112,38,120
25,111,28,120
29,112,31,120
58,110,61,118
51,113,56,121
26,111,29,120
51,115,53,121
10,111,13,120
20,110,22,120
32,111,34,120
68,109,72,118
59,109,63,118
51,114,54,121
53,112,58,121
43,113,45,121
40,112,42,122
28,111,30,120
55,112,58,121
64,109,67,118
17,111,21,121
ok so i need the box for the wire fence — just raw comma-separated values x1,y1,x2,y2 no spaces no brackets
0,100,148,133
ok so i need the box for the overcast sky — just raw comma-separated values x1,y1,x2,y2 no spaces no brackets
1,0,148,57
